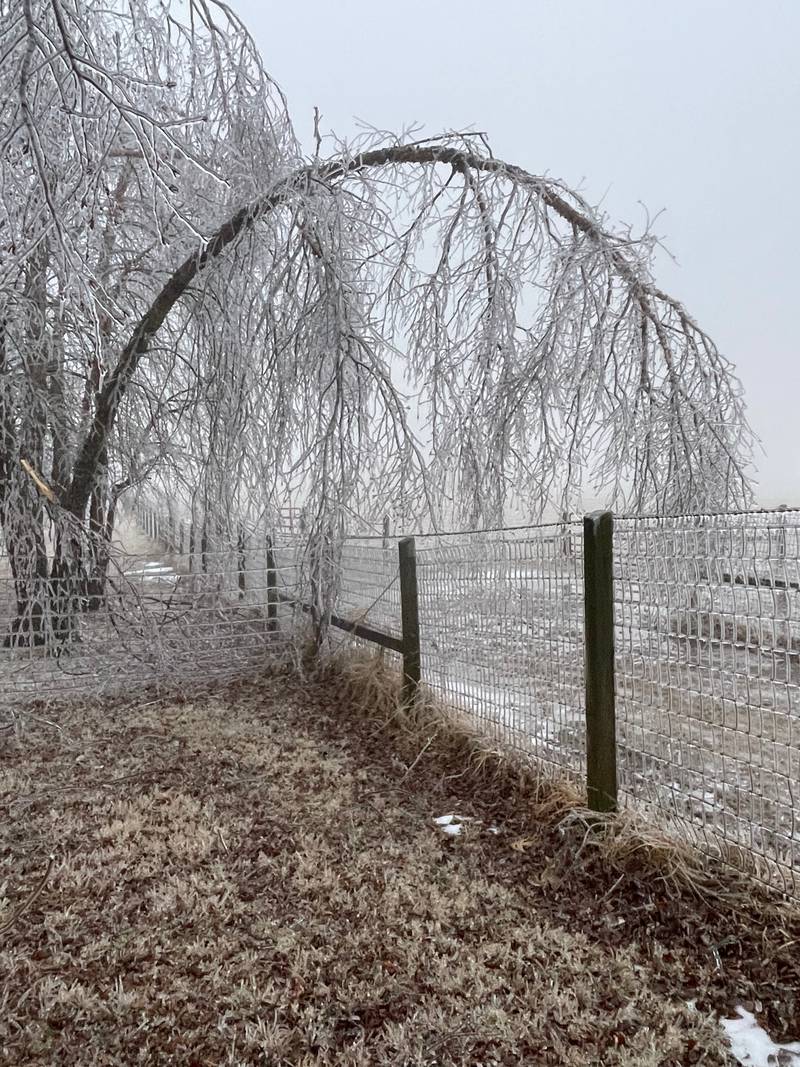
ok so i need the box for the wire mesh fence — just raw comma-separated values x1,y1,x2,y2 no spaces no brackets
614,512,800,894
414,525,585,774
334,538,402,645
318,526,585,771
1,499,798,896
282,512,800,895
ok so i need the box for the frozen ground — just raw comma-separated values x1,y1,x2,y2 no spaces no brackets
0,675,797,1064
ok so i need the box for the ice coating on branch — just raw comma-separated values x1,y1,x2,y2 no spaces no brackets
0,0,754,649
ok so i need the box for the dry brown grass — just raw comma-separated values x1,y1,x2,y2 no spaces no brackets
0,661,797,1065
328,653,796,902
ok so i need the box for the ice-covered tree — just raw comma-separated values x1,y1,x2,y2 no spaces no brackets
0,0,753,646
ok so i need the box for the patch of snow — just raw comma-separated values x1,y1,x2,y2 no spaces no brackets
433,813,471,836
125,564,178,582
721,1007,800,1066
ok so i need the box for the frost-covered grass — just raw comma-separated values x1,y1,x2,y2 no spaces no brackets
1,673,797,1065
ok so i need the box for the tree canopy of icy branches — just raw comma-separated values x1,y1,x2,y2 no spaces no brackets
0,0,754,642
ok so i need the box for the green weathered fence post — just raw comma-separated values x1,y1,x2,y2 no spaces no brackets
398,536,421,706
266,533,278,633
583,510,618,813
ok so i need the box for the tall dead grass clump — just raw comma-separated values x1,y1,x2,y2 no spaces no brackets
317,648,800,922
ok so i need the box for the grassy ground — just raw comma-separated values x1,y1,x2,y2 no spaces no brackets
0,672,798,1065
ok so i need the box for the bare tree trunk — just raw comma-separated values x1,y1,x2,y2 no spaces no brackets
1,240,57,647
84,471,123,612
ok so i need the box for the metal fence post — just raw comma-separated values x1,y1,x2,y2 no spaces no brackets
399,536,421,706
266,534,278,633
583,510,618,812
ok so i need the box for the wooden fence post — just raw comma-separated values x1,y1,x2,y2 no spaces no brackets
266,534,278,632
583,510,618,813
399,536,421,706
237,525,246,600
200,520,208,574
188,521,195,574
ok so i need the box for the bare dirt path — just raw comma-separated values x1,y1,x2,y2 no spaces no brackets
0,675,797,1065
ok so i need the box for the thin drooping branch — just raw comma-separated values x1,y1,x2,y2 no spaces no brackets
65,143,752,520
0,0,754,654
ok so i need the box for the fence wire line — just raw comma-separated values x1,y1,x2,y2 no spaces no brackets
414,526,585,777
1,502,798,897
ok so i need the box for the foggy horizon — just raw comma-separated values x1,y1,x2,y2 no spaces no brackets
234,0,799,508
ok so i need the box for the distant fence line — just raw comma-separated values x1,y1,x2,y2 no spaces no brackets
0,500,798,898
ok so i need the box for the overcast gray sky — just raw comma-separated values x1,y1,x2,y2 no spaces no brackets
233,0,799,506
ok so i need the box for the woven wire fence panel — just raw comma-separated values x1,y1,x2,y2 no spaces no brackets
415,524,585,776
0,519,301,710
614,512,800,894
335,538,402,641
